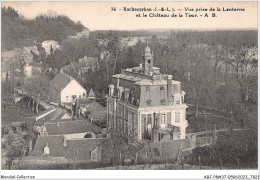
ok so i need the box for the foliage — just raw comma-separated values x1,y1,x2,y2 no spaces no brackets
2,6,85,51
2,122,37,169
187,128,257,168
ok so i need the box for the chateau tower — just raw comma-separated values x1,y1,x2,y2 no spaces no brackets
142,41,154,75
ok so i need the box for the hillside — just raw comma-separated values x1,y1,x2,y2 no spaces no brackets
2,7,86,51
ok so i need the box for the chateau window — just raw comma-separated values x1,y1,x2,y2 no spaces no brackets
146,87,150,91
160,86,164,90
161,99,166,105
175,112,180,122
147,114,152,124
161,114,166,124
175,97,180,105
146,99,152,106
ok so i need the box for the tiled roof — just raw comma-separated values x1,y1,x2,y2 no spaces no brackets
30,135,103,161
36,107,55,118
45,120,94,135
34,108,66,126
65,138,102,162
30,135,66,157
50,72,73,91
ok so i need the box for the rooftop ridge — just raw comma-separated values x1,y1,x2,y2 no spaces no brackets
45,119,88,125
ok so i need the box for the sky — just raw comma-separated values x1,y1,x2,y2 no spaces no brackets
2,1,258,31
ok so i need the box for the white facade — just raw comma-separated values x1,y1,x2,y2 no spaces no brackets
60,79,86,104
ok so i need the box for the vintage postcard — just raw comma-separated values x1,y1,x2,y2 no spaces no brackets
1,1,258,179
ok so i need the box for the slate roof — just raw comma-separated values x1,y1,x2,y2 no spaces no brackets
36,107,55,119
84,101,106,111
76,99,105,111
30,135,102,161
34,108,66,126
30,135,66,157
76,98,92,107
45,120,95,135
65,138,102,162
50,72,73,91
88,111,106,120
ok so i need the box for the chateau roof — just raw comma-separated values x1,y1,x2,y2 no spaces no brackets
112,70,181,86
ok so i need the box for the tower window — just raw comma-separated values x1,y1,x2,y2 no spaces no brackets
160,86,164,90
148,60,151,63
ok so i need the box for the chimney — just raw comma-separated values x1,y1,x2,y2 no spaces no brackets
116,78,119,89
116,78,120,98
167,75,173,105
57,121,60,127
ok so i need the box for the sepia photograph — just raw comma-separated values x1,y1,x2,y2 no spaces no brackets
1,1,258,179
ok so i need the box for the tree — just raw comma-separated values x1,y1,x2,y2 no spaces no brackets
224,46,258,104
24,71,49,113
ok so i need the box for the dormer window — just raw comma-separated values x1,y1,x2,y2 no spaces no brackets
146,99,152,106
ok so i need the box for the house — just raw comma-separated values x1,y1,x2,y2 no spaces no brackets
29,135,102,163
75,94,106,124
107,44,188,143
49,70,87,105
42,120,101,138
33,107,71,133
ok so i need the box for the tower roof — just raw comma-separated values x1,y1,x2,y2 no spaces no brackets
144,41,151,53
88,88,96,99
